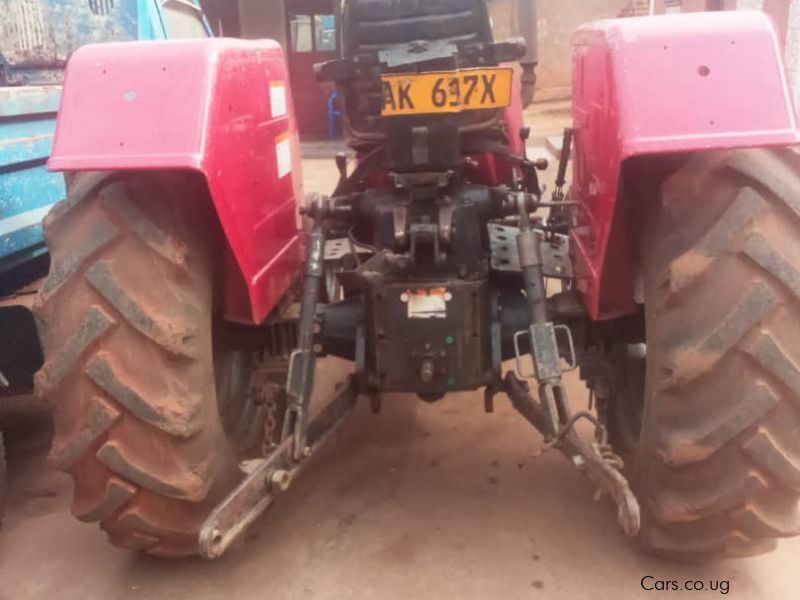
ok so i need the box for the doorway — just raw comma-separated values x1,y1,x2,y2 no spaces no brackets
286,0,339,137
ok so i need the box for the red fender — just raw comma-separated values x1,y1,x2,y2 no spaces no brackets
49,39,303,324
571,11,799,320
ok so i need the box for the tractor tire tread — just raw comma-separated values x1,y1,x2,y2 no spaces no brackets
637,147,800,560
34,172,235,557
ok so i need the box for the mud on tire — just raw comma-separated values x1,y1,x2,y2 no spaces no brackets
33,172,241,557
631,148,800,560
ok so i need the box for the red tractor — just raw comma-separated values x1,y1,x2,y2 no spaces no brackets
33,1,800,561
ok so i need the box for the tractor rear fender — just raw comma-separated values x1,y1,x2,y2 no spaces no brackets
571,11,799,320
48,39,303,325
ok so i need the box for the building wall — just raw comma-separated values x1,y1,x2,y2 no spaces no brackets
235,0,800,108
488,0,623,95
238,0,287,46
487,0,735,95
501,0,799,103
200,0,241,36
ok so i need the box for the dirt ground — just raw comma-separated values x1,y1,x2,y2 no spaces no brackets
3,364,799,600
2,110,800,599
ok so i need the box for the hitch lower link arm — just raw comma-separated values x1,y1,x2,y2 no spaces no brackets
199,377,358,558
198,224,360,558
507,192,640,537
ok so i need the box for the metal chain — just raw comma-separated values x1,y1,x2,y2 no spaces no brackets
532,408,628,500
532,410,607,457
262,382,281,454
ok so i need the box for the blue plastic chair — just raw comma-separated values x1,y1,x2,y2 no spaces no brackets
327,91,342,139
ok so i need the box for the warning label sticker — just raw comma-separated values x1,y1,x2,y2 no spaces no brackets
405,288,448,319
270,81,287,118
276,134,292,179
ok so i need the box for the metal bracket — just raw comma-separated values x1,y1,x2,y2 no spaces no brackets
378,41,459,68
438,201,456,244
488,223,573,278
409,220,444,264
411,126,430,166
513,323,577,381
530,323,562,381
393,205,408,247
286,350,315,406
324,238,372,262
512,329,536,379
392,171,452,189
284,349,315,458
554,324,578,372
512,323,558,380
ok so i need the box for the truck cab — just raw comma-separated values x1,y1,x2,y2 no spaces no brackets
0,0,212,524
0,0,211,394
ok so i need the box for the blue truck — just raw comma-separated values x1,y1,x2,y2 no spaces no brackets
0,0,210,523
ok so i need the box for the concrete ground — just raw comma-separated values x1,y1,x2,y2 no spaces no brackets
2,106,799,599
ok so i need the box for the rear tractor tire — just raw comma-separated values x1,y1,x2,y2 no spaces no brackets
602,148,800,560
33,172,258,557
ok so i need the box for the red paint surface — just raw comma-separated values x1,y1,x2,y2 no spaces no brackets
572,11,799,320
49,38,304,324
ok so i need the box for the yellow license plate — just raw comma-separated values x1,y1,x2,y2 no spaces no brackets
381,67,514,116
